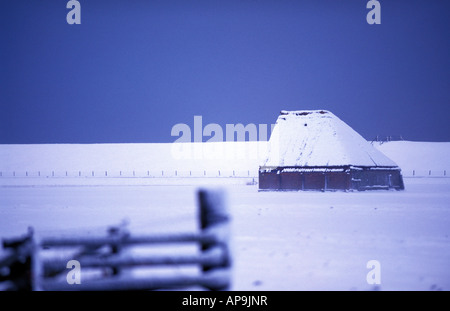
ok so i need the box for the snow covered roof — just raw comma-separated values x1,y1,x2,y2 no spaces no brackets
261,110,399,168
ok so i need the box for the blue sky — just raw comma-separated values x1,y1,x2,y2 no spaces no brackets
1,0,449,143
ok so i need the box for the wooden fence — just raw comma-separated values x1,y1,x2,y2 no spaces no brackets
0,189,232,291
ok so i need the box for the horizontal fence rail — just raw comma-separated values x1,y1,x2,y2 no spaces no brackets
40,270,231,291
40,232,220,248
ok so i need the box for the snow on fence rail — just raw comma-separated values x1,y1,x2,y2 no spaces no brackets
0,169,259,178
0,189,232,291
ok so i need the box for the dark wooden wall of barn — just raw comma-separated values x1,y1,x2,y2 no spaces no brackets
351,170,404,190
259,171,351,191
259,169,404,191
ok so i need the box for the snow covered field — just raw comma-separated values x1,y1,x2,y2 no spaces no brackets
1,179,450,291
0,141,449,290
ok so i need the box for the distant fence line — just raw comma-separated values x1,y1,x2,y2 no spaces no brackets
0,169,447,179
408,169,447,178
0,169,259,179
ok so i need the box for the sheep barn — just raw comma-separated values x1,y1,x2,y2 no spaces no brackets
259,110,405,191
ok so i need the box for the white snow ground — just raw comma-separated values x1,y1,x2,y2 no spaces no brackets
0,141,450,290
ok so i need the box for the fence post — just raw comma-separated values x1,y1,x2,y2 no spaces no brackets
0,227,35,291
106,224,128,276
197,188,231,290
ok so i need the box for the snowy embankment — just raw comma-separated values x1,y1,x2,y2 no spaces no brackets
373,141,450,177
0,140,449,186
0,142,267,186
